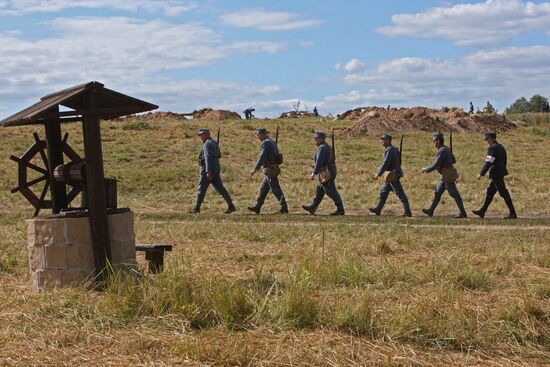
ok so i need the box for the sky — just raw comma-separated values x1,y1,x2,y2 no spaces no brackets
1,0,550,118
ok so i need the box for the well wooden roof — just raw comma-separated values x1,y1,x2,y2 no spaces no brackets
0,81,158,127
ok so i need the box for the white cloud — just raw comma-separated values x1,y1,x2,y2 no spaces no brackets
299,40,315,49
220,8,322,31
335,46,550,110
0,0,198,16
335,58,364,73
378,0,550,46
0,16,286,115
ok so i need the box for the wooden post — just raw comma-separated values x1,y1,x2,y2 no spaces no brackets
44,106,67,213
82,87,111,277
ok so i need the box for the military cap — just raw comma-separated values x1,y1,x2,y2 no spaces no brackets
197,128,210,135
313,131,326,139
432,132,444,141
255,128,268,135
483,131,497,140
380,133,393,140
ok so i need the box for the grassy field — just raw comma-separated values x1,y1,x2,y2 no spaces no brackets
0,113,549,366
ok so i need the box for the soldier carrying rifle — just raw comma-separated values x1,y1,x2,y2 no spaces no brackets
248,128,288,214
191,128,236,214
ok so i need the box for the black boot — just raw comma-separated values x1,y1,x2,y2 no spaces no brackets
402,209,412,217
247,206,260,214
422,208,434,217
369,207,381,216
279,205,289,214
190,207,200,214
225,204,236,214
504,197,517,219
302,205,316,215
330,208,345,216
454,197,467,219
472,209,485,218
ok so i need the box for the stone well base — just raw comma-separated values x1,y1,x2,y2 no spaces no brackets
27,210,136,291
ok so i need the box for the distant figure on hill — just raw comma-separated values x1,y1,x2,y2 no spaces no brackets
543,101,550,113
469,102,474,114
243,107,255,120
313,106,319,117
484,101,495,113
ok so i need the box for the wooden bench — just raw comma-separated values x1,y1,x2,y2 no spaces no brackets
135,244,173,274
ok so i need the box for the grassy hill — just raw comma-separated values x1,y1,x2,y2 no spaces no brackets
0,113,549,365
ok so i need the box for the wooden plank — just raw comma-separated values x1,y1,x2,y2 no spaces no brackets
136,244,173,251
82,88,111,277
44,106,67,213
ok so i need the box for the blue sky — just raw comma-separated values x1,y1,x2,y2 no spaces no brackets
1,0,550,117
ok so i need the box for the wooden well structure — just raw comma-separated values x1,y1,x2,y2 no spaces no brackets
0,82,158,277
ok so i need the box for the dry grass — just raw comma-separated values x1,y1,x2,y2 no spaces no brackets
0,114,549,366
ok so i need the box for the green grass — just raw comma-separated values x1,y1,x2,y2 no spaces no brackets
0,115,549,365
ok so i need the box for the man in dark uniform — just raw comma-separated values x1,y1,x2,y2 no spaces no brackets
248,128,288,214
302,131,345,215
469,101,474,114
243,107,255,120
369,134,412,217
421,133,467,218
473,131,517,219
313,106,319,117
191,128,236,214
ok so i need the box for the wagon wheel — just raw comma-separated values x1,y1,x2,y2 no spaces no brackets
10,132,84,217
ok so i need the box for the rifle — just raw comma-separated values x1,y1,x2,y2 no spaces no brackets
275,126,284,164
275,126,279,144
450,130,453,155
217,127,222,158
399,135,404,165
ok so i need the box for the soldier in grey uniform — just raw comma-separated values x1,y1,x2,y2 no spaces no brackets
421,133,467,218
302,131,345,215
473,131,517,219
369,134,412,217
191,128,236,214
248,128,288,214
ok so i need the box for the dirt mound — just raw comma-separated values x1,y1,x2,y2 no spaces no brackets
117,111,186,121
191,108,241,120
346,107,517,135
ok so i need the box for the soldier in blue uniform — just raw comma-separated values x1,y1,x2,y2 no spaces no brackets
191,128,236,214
302,131,345,215
421,133,467,218
369,134,412,217
473,131,517,219
248,128,288,214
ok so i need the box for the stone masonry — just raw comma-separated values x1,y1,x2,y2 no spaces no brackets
27,210,136,291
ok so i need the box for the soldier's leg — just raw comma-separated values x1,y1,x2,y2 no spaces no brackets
425,179,446,214
268,176,288,210
323,180,344,212
391,180,412,216
446,181,467,217
211,173,235,209
254,175,271,209
194,174,211,210
311,184,325,209
494,177,516,217
370,182,391,215
478,180,498,214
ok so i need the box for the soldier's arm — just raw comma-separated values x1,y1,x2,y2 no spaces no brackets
377,149,392,177
204,142,215,173
312,146,329,174
479,145,496,176
424,150,444,173
254,142,268,172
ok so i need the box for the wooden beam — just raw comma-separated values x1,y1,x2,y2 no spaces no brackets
44,106,67,213
82,88,111,278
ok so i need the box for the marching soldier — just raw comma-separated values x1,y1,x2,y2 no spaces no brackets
473,131,517,219
248,128,288,214
191,128,236,214
369,134,412,217
302,131,345,215
421,133,467,218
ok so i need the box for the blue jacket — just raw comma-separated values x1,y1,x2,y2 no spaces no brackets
424,146,455,174
199,138,221,175
254,138,280,172
377,145,403,178
480,142,508,178
313,142,336,177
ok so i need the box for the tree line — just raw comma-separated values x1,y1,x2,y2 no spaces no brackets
505,95,550,114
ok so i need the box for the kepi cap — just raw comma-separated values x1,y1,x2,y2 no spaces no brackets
255,128,268,135
380,133,392,140
313,131,326,139
197,128,210,135
432,132,444,141
483,131,496,140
